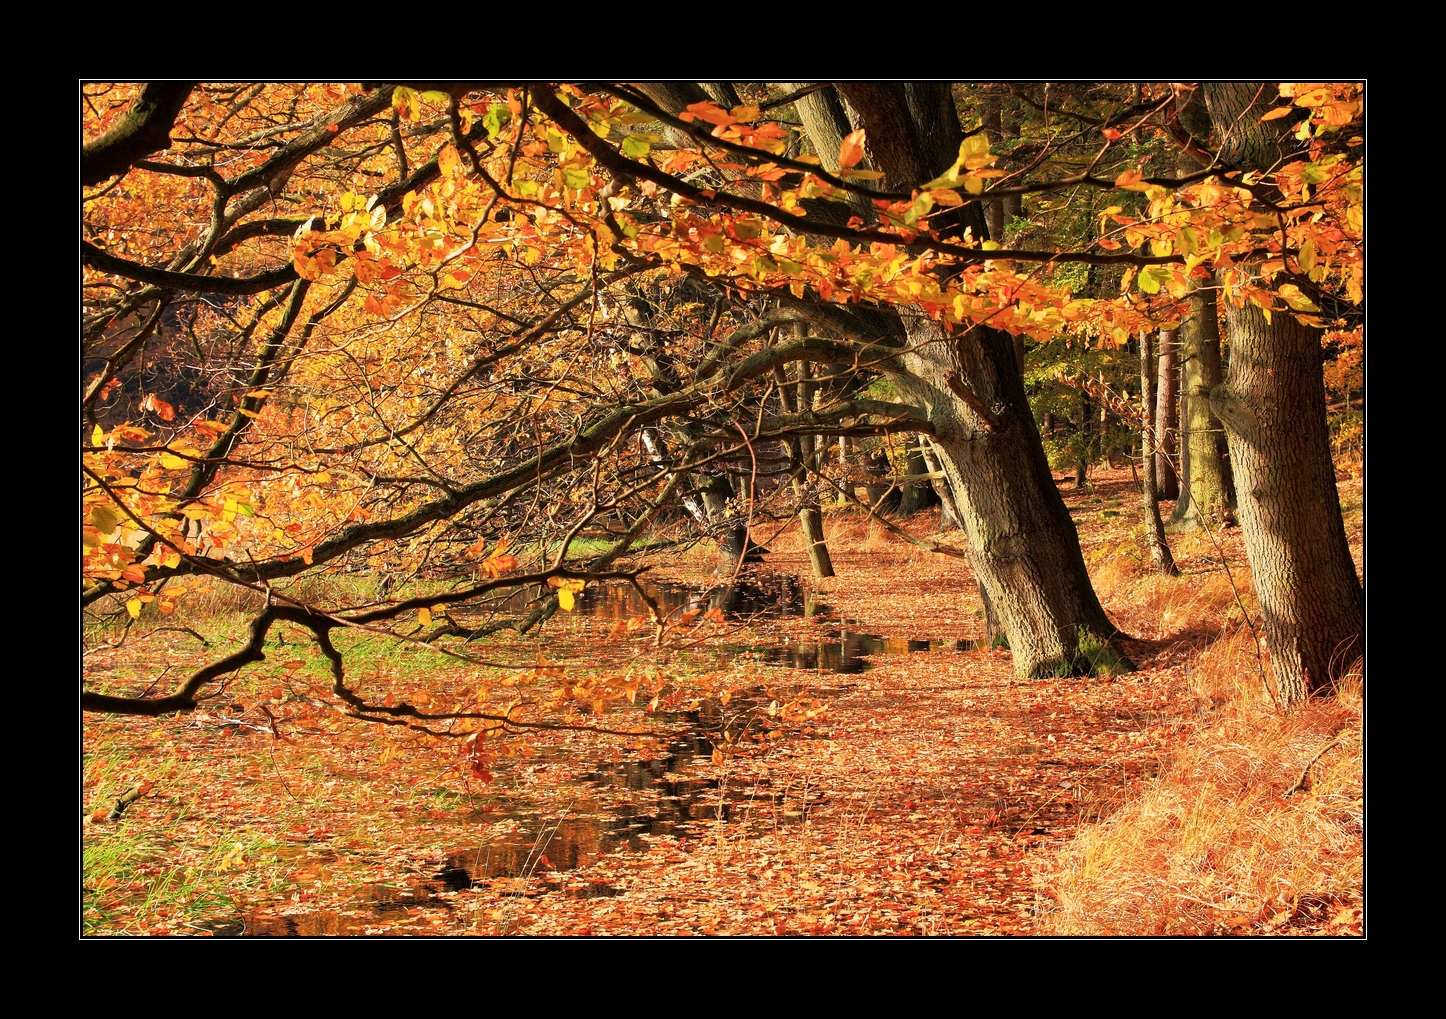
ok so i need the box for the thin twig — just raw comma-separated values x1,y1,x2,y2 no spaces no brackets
1285,740,1341,797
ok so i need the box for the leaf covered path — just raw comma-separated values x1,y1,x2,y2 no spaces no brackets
85,472,1225,936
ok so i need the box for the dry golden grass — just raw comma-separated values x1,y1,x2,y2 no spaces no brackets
1037,627,1363,936
996,465,1365,936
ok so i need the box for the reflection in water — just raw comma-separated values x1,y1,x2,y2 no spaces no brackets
206,705,791,936
757,632,972,674
575,572,808,622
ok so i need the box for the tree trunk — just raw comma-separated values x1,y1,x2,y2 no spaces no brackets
1139,332,1179,576
798,506,834,579
1075,392,1091,488
1203,82,1364,702
1210,303,1363,700
895,439,936,517
778,348,836,579
891,321,1123,677
982,97,1006,244
1154,328,1180,500
658,81,1126,677
1170,284,1236,529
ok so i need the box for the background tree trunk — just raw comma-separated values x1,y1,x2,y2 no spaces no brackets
894,439,936,517
1139,332,1179,576
777,346,836,579
920,440,962,532
1170,285,1236,529
1155,328,1180,500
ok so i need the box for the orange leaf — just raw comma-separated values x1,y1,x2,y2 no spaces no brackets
838,129,867,169
1259,107,1292,122
142,394,176,421
1101,127,1122,141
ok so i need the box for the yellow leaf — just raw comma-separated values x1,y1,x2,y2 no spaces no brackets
1298,238,1317,273
92,424,105,445
557,588,576,611
90,505,119,535
960,132,994,170
439,144,461,178
160,452,188,469
419,607,433,625
126,599,142,620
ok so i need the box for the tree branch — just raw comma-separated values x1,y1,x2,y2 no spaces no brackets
83,83,196,187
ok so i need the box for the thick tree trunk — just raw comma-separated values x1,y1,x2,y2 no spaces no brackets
1170,285,1236,529
1154,328,1180,501
1139,332,1179,576
1202,82,1364,702
1210,303,1363,700
892,319,1123,677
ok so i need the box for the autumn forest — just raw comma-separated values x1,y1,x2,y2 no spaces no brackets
82,82,1364,936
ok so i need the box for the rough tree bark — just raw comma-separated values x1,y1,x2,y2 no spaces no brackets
1202,82,1363,701
83,83,196,187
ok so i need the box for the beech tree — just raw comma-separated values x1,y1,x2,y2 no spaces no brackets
82,82,1362,717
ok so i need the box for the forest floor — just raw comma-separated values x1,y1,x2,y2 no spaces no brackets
81,465,1364,936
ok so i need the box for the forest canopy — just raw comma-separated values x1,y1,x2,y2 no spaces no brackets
82,82,1363,720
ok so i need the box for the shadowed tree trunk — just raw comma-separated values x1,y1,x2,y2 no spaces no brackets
920,439,962,532
895,438,937,517
1202,82,1363,702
